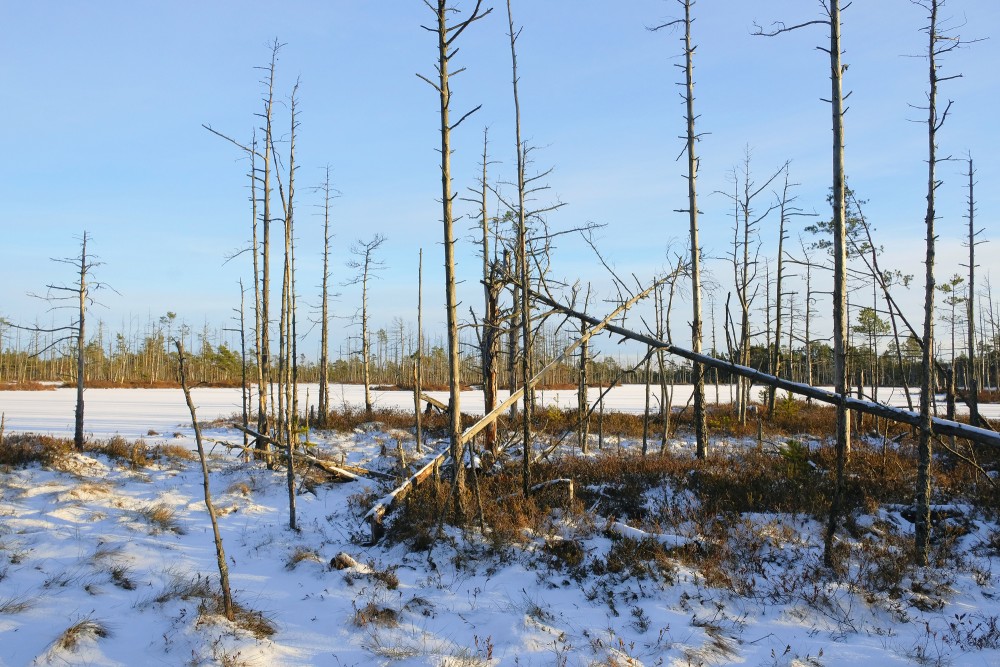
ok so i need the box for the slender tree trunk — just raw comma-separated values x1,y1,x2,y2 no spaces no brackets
318,167,332,426
478,129,499,455
423,0,489,515
916,0,941,566
966,156,981,426
679,0,707,457
74,233,88,451
507,0,533,496
259,44,279,459
415,249,423,453
176,341,234,622
824,0,852,570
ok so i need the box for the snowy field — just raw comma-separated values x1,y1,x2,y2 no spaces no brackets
1,385,999,666
0,383,996,441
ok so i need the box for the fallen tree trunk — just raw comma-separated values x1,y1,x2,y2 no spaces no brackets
364,448,448,542
530,289,1000,450
459,278,665,447
228,423,393,480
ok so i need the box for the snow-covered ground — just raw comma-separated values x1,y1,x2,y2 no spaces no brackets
1,386,999,666
0,383,996,441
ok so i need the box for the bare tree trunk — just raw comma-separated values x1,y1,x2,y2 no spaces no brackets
653,1,708,458
966,156,981,427
769,168,794,414
421,0,490,516
74,233,88,451
415,249,423,453
176,341,234,622
751,3,850,568
258,43,280,459
318,166,333,426
476,128,499,455
347,237,385,418
917,0,947,566
506,0,534,497
237,281,249,453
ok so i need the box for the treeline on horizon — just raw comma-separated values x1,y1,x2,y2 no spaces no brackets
2,314,999,395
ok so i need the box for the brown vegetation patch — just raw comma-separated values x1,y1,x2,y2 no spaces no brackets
0,433,74,466
0,381,56,391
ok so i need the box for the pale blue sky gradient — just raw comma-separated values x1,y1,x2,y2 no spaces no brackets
2,1,997,359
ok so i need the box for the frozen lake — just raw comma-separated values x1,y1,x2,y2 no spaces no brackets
0,383,995,440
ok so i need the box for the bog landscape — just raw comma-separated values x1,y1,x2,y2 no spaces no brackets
3,1,1000,666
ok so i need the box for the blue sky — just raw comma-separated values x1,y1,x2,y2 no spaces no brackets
2,1,997,360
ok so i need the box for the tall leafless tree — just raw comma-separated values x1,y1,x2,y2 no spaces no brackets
346,234,386,417
913,0,976,565
419,0,491,515
754,0,850,570
317,166,335,426
651,0,708,458
963,155,984,427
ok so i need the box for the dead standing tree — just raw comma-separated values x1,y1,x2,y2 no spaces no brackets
503,0,567,495
463,127,502,456
963,155,984,427
202,39,284,461
754,1,850,570
718,152,783,425
22,232,110,450
650,0,708,459
317,166,336,427
345,234,386,418
418,0,491,518
912,0,978,565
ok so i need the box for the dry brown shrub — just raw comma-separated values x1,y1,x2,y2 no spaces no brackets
153,443,197,461
51,616,110,651
0,433,73,466
90,435,150,467
137,503,184,534
0,381,56,391
353,601,398,627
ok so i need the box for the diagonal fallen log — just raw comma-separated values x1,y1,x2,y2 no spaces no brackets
419,393,449,412
529,289,1000,449
459,278,665,447
228,423,393,481
364,448,448,542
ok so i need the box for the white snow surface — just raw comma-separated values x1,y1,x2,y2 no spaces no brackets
0,383,996,441
0,385,998,665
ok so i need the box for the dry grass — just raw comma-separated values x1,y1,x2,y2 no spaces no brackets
0,433,196,470
0,433,73,466
149,571,276,639
353,601,399,627
136,503,185,535
0,593,34,614
285,547,324,570
0,380,56,391
51,616,110,652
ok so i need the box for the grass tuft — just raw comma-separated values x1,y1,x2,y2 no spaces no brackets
137,503,185,535
51,616,111,652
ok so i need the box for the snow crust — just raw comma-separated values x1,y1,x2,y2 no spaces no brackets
0,386,998,665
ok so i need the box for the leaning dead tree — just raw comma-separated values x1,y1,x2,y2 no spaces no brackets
650,0,708,458
532,292,1000,449
754,0,851,570
176,341,234,621
419,0,491,516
